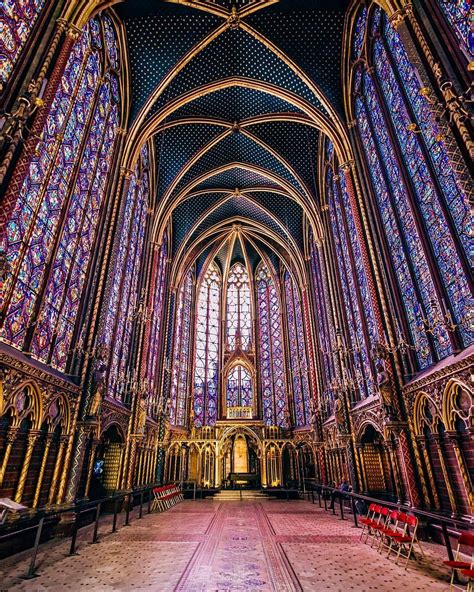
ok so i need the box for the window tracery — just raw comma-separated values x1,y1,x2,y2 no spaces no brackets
226,263,252,351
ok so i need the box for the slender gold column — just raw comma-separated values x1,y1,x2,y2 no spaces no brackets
0,428,18,487
387,439,404,502
416,436,440,510
432,434,458,515
84,440,100,499
47,436,68,505
446,432,474,512
356,445,367,492
33,434,54,508
14,431,40,503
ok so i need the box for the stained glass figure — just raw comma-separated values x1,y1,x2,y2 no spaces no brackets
256,262,288,427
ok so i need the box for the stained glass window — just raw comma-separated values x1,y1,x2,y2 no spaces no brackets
226,263,252,351
226,364,253,410
256,262,288,427
352,7,473,371
102,144,150,401
194,261,220,427
170,269,193,426
284,271,311,427
352,6,367,60
325,166,373,400
146,237,168,417
436,0,473,58
309,235,339,418
371,15,473,348
1,17,121,371
1,0,46,89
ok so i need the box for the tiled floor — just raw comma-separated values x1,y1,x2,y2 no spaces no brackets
0,499,454,591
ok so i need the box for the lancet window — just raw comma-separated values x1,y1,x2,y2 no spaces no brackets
351,5,473,369
284,271,311,427
1,16,121,371
226,263,252,351
226,364,253,409
256,262,288,427
170,269,193,426
102,144,150,401
435,0,472,59
145,237,168,417
194,261,221,427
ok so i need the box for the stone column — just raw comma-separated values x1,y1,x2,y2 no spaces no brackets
32,434,54,508
0,428,18,487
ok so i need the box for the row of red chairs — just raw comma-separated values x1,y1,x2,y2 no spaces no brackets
360,503,474,589
151,484,183,513
360,504,424,569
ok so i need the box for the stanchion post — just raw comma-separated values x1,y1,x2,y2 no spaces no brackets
91,503,101,544
112,499,119,533
69,512,79,556
22,517,44,579
351,496,359,528
139,491,144,519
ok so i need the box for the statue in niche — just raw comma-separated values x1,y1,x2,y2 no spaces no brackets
137,396,147,434
87,343,109,418
334,394,346,433
371,342,397,420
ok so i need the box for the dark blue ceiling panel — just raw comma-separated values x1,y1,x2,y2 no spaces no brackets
154,123,225,198
168,85,303,122
124,13,221,121
247,8,345,113
146,27,326,121
245,121,319,197
171,190,231,255
192,167,280,192
187,195,291,247
170,132,307,198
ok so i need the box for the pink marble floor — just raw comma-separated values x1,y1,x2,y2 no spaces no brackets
0,499,455,591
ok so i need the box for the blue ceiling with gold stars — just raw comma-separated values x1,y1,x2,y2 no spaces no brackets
117,0,348,273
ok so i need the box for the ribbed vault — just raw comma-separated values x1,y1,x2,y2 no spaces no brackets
116,0,351,282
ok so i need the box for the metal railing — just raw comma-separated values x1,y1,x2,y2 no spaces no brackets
0,483,160,580
304,480,473,567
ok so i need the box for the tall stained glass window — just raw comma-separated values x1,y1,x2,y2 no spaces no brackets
146,237,168,417
256,262,288,427
226,263,251,351
226,364,253,409
102,144,150,401
325,163,373,400
194,261,220,427
1,16,121,371
351,5,473,369
309,235,339,419
284,271,311,427
1,0,47,89
170,269,193,426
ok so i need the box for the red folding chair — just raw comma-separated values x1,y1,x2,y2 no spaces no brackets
361,504,383,545
370,506,390,548
443,532,474,590
390,514,425,569
377,509,400,554
359,503,377,542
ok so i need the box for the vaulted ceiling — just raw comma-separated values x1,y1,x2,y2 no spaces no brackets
117,0,350,282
